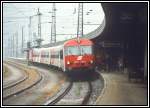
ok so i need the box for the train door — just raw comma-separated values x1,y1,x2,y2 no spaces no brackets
40,50,43,63
46,50,49,64
38,50,41,63
35,51,38,62
51,49,54,65
29,50,33,61
63,47,66,72
60,49,63,69
58,50,60,68
49,49,51,65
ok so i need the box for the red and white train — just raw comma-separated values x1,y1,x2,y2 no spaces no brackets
28,38,95,73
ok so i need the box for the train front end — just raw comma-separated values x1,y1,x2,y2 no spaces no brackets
64,39,95,73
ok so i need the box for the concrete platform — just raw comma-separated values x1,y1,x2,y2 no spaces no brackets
95,70,148,106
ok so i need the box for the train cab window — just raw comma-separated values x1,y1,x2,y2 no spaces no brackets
65,46,80,55
81,46,92,55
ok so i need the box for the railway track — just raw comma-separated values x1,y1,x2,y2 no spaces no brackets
6,59,94,105
44,81,92,105
3,61,42,100
45,81,73,105
3,63,28,89
81,81,92,105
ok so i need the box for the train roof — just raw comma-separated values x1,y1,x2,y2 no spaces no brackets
32,45,63,51
31,38,93,51
64,38,93,46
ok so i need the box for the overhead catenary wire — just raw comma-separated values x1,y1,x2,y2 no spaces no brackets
3,3,103,58
4,17,29,19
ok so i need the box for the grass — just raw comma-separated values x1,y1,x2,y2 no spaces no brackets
3,65,10,78
76,83,82,96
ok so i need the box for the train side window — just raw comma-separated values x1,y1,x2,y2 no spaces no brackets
56,51,59,58
64,47,67,56
46,52,49,58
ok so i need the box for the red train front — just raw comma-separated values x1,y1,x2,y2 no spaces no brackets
64,39,95,72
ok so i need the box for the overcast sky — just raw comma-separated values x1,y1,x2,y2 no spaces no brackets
3,3,105,57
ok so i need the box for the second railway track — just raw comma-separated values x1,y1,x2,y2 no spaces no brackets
3,63,27,89
3,61,42,100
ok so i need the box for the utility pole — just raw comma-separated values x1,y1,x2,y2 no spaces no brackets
10,36,12,57
33,32,37,46
22,26,24,57
26,16,32,64
6,37,10,58
28,16,32,47
77,3,83,42
16,32,18,58
35,8,43,48
38,8,41,40
13,34,15,57
11,35,13,57
51,3,56,43
8,37,11,57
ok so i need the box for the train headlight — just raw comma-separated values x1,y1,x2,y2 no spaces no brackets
90,60,93,64
67,61,70,65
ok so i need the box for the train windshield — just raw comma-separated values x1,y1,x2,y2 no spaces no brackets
80,46,92,55
65,45,92,56
65,46,80,55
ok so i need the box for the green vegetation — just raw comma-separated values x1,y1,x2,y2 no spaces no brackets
3,65,10,78
76,83,82,96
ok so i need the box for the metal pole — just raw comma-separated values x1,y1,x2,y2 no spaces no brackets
51,3,56,43
8,37,10,57
28,16,32,46
38,8,41,40
16,32,18,58
77,3,83,42
13,34,14,57
10,38,12,57
7,37,10,57
77,3,80,41
22,26,24,56
82,3,83,37
36,8,43,47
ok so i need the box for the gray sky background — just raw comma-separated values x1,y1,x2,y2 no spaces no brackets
3,3,105,57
